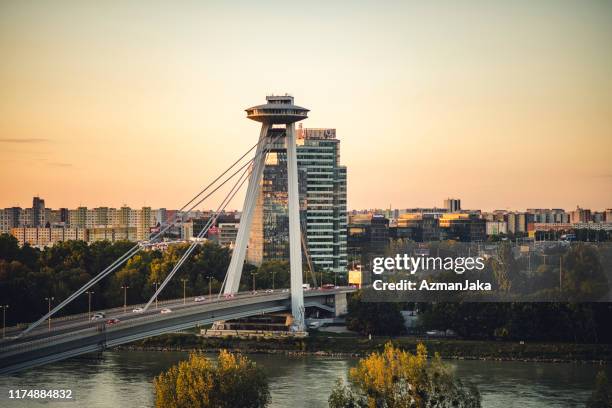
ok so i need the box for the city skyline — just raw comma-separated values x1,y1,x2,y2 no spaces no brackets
1,1,612,211
2,194,610,215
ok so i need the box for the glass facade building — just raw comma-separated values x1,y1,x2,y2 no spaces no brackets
247,126,348,274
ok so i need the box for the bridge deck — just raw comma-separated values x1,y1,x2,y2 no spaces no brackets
0,288,354,375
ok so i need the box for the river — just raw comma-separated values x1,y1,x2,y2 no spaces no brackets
0,350,608,407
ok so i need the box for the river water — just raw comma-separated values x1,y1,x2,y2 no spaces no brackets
0,350,608,407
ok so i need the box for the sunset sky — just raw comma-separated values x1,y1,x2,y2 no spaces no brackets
1,0,611,212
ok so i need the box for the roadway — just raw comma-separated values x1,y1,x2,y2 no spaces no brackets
0,289,284,347
0,287,355,375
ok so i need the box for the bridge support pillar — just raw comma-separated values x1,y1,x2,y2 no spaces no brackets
223,109,305,331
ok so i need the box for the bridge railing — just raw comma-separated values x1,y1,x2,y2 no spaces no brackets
0,291,292,357
0,288,353,356
1,296,199,337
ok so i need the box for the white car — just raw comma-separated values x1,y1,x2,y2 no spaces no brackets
132,307,144,313
160,308,172,314
265,289,274,293
194,296,206,302
91,313,105,321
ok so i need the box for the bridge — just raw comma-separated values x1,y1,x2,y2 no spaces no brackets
0,288,353,375
0,95,353,375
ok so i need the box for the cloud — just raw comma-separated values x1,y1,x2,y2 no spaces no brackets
0,138,50,144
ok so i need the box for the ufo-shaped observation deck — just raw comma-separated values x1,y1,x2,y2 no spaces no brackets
246,95,309,124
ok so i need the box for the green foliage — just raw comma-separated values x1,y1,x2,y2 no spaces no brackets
418,302,612,342
586,370,612,408
0,237,231,325
346,291,405,336
153,350,270,408
329,343,481,408
562,244,608,301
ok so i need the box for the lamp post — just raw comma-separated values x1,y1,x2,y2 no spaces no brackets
121,285,129,314
45,297,54,332
85,290,94,320
208,276,213,298
271,271,277,290
0,305,8,338
153,281,159,309
251,272,256,293
181,279,187,304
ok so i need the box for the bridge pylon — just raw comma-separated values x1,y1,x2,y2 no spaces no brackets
223,95,309,331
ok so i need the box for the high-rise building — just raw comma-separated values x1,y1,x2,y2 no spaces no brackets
444,198,461,213
507,212,534,234
94,207,110,226
246,126,348,273
297,127,347,273
136,207,153,241
69,206,88,228
0,207,22,233
570,206,592,223
32,196,45,227
247,129,307,265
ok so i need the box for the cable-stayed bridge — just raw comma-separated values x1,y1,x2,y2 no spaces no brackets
0,95,355,375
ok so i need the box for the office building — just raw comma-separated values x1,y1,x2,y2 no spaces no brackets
247,126,348,274
297,127,347,273
444,198,461,213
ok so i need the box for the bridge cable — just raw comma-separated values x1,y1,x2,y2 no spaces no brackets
142,164,252,311
144,132,283,309
215,132,285,298
18,140,265,337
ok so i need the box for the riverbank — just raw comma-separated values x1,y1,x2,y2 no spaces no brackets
118,331,612,364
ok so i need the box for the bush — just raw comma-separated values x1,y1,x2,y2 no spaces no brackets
154,350,270,408
329,342,481,408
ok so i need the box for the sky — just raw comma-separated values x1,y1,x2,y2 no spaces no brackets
1,0,611,212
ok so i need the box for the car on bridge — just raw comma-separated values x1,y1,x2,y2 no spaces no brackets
160,308,172,314
132,307,144,313
194,296,206,302
106,318,120,326
91,312,105,321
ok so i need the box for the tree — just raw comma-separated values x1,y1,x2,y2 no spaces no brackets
329,343,481,408
586,370,612,408
562,244,608,301
0,233,20,263
345,291,405,336
154,350,270,408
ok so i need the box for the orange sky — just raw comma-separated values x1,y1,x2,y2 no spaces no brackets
1,1,611,212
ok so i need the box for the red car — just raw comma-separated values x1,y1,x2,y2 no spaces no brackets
106,318,120,326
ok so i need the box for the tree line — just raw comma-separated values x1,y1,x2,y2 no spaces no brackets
0,234,299,326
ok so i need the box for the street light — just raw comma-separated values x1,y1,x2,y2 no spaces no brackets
121,285,129,314
208,276,214,298
181,279,188,304
0,305,8,338
271,271,277,290
45,297,54,332
153,281,159,309
85,290,94,320
251,272,257,293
